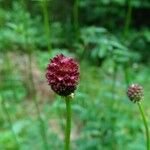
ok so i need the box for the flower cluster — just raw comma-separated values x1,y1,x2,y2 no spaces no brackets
127,84,143,103
46,54,79,96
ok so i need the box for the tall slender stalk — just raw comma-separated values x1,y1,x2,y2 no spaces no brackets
124,0,132,37
64,96,72,150
123,0,132,87
73,0,79,39
0,55,20,149
21,0,49,147
1,53,20,149
1,95,20,149
110,64,118,149
112,64,118,101
5,54,17,100
24,21,49,150
41,0,51,52
138,102,150,150
124,65,130,87
34,95,49,150
28,53,49,150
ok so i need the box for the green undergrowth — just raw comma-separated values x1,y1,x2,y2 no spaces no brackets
0,51,150,150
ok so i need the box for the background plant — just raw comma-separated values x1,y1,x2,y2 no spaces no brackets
0,0,150,149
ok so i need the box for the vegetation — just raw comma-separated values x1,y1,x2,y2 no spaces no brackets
0,0,150,149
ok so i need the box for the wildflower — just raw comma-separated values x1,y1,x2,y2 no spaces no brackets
46,54,79,96
127,84,143,103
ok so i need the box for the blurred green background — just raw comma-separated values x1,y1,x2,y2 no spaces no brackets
0,0,150,149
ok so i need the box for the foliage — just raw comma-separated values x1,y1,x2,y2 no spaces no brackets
77,26,140,66
0,0,150,149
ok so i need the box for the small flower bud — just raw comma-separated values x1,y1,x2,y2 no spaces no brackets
127,84,143,103
46,54,80,96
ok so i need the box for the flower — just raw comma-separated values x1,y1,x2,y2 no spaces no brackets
46,54,79,96
127,84,143,103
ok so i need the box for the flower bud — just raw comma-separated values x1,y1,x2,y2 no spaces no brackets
127,84,143,103
46,54,80,96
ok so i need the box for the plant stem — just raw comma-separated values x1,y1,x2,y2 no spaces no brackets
1,97,20,149
5,54,17,100
22,2,49,147
73,0,79,39
138,102,150,150
124,65,130,87
2,54,20,149
41,0,51,52
112,64,117,101
124,0,132,37
34,95,49,150
28,53,49,150
64,96,72,150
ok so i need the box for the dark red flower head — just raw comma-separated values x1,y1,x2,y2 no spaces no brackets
46,54,80,96
127,84,143,103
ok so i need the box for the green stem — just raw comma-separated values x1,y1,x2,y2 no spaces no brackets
28,54,49,150
64,96,72,150
2,55,20,149
138,102,150,150
112,64,117,101
23,4,48,147
73,0,79,39
41,0,51,52
124,65,130,87
5,54,17,100
124,0,132,37
1,97,20,149
34,96,49,150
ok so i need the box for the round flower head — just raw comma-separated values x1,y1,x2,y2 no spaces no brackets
127,84,143,103
46,54,80,96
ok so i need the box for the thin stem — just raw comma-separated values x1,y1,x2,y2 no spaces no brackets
73,0,79,39
124,0,132,37
124,65,130,87
1,97,20,149
5,54,17,100
41,0,51,52
34,95,49,150
28,54,49,150
112,64,118,102
64,96,72,150
110,65,118,149
138,102,150,150
23,3,49,147
2,55,20,149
